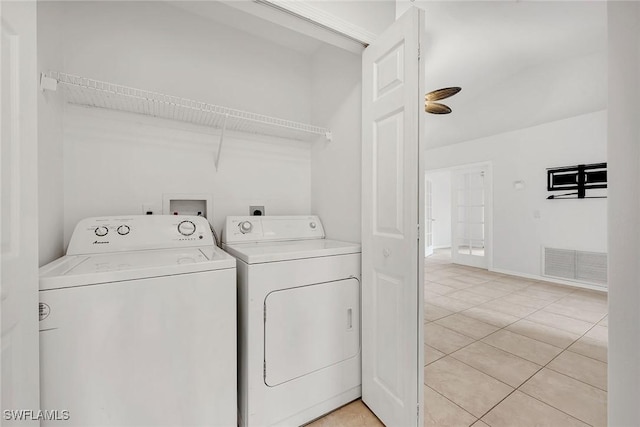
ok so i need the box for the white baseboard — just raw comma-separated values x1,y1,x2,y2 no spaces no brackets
489,267,608,293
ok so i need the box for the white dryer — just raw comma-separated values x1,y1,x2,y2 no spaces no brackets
222,215,362,427
39,215,237,427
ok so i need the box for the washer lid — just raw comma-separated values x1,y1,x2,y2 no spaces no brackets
223,239,361,264
39,246,235,290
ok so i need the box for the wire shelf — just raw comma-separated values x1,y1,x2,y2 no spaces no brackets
43,71,331,142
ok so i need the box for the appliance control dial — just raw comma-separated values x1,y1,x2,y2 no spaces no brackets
239,221,253,234
309,222,317,229
117,225,130,236
177,220,196,236
94,226,109,237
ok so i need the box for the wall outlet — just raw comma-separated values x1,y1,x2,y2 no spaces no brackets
142,203,158,215
250,205,265,216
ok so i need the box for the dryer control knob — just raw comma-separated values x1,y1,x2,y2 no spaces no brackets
310,222,317,229
239,221,253,234
95,226,109,237
177,220,196,236
117,225,130,236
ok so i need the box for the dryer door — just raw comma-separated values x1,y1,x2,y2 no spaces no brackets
264,278,360,387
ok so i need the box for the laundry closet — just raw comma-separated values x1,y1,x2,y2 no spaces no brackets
37,1,367,265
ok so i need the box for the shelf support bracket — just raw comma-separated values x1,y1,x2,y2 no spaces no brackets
215,113,229,170
40,73,58,92
325,131,333,142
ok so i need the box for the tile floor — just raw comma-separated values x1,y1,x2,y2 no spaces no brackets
308,249,608,427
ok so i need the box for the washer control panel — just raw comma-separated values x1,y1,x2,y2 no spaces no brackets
67,215,214,255
222,215,325,244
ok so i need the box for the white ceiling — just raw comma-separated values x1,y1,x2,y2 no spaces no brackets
168,1,326,54
418,1,608,147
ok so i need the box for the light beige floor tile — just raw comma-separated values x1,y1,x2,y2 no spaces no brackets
427,269,461,279
435,314,499,340
482,330,563,365
425,303,454,322
424,385,477,427
425,290,442,300
451,275,490,285
425,344,446,366
436,277,476,290
520,368,607,427
568,336,608,362
426,282,459,296
527,282,575,295
430,296,476,313
526,311,593,335
498,293,552,309
424,357,513,418
494,276,534,286
464,284,513,299
542,301,606,323
547,350,607,391
479,299,538,318
425,323,475,354
471,421,490,427
451,341,541,388
512,287,566,303
506,319,581,349
584,325,608,343
481,390,589,427
462,307,520,328
447,290,495,305
305,400,383,427
598,316,608,327
487,280,529,292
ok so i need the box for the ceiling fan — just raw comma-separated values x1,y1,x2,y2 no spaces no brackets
425,87,461,114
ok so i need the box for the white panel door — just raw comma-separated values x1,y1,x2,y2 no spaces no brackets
1,1,40,423
425,179,434,257
452,166,489,269
362,7,424,427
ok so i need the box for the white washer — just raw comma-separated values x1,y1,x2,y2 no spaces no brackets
222,215,362,427
39,215,237,427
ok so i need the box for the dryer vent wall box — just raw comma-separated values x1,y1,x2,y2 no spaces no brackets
221,215,362,427
38,215,237,427
162,193,213,220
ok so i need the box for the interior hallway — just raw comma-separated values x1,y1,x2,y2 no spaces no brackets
308,249,608,426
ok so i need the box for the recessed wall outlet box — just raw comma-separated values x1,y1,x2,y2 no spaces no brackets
163,194,213,223
250,206,265,216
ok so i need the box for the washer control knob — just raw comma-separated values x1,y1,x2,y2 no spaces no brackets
177,220,196,236
117,225,130,236
310,222,317,229
95,226,109,237
239,221,253,234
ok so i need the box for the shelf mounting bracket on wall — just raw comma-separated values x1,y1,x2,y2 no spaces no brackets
215,113,229,170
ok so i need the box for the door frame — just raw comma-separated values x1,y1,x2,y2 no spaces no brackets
449,162,493,270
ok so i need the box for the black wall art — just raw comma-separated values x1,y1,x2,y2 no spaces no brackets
546,162,607,199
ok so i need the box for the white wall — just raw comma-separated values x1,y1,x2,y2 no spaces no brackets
39,1,318,248
310,44,362,243
37,2,65,265
425,110,607,279
425,171,451,249
607,2,640,424
63,107,311,245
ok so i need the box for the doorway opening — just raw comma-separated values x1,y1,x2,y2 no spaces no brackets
425,163,491,270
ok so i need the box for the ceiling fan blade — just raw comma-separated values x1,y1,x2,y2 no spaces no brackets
425,87,462,102
425,102,452,114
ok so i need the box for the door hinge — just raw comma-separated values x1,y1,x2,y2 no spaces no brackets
417,223,420,241
263,361,266,378
418,44,421,60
